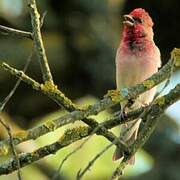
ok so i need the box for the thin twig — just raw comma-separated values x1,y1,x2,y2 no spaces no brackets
0,9,47,111
0,48,35,180
0,50,33,111
52,124,121,180
0,25,33,39
52,128,98,180
155,55,175,98
27,0,53,83
0,117,22,180
77,142,114,180
40,11,48,27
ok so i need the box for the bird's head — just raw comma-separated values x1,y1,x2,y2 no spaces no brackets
122,8,154,41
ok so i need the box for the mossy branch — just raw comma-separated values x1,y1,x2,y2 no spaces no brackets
2,47,178,109
111,83,180,179
0,53,179,156
1,62,120,151
0,104,141,156
0,83,179,175
0,0,116,151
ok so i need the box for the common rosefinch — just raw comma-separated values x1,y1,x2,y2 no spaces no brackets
113,8,161,164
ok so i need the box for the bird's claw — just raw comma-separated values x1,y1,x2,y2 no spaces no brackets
119,110,127,122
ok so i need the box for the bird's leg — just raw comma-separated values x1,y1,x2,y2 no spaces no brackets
119,108,128,124
119,102,129,123
119,99,135,126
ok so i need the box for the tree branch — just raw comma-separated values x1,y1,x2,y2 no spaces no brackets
2,49,179,108
0,25,33,39
0,83,179,175
111,83,180,179
27,0,53,83
0,51,34,111
0,104,141,157
0,117,22,179
77,142,114,180
0,63,126,154
0,48,34,180
0,53,179,156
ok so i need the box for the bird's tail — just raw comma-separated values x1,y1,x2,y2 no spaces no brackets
112,118,141,164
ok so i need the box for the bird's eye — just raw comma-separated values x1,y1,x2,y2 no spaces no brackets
133,17,143,24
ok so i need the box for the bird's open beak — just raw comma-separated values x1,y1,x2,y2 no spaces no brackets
123,15,135,27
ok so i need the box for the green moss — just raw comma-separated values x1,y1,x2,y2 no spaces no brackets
78,126,89,137
13,130,28,141
40,81,58,92
0,144,9,156
106,90,123,103
60,126,89,144
171,48,180,67
80,105,89,111
155,96,166,106
41,81,78,110
143,80,155,89
44,121,57,131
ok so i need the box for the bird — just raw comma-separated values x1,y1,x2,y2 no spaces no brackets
113,8,161,164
